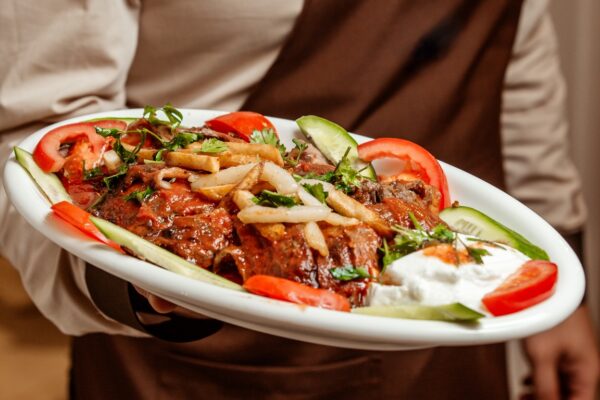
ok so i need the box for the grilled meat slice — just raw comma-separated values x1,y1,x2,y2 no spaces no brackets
186,126,245,142
368,198,442,231
93,167,233,268
226,220,318,286
219,219,380,307
315,224,381,306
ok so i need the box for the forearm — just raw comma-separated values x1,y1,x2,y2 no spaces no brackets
0,0,142,336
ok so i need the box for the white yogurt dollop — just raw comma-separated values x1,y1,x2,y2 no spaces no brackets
367,235,530,314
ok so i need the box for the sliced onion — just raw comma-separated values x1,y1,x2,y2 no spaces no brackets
304,221,329,257
189,163,257,189
155,167,190,190
102,150,123,173
237,205,331,224
261,162,298,194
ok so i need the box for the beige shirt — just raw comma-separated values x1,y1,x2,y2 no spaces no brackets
0,0,586,335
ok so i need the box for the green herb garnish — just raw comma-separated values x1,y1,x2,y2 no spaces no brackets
382,213,493,266
199,138,227,153
252,190,298,208
296,147,363,194
330,265,371,281
103,164,129,189
82,164,103,181
123,186,155,203
143,103,183,128
330,147,362,193
250,128,286,157
285,138,309,166
165,132,201,151
302,183,328,204
465,247,491,264
94,127,122,138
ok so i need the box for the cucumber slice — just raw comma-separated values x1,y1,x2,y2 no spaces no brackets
353,303,484,322
14,147,72,205
296,115,376,180
90,217,244,291
440,205,549,260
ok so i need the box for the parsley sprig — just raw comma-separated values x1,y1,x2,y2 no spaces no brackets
285,139,309,166
295,147,365,194
143,104,183,128
302,182,328,204
199,138,227,153
252,190,298,208
380,212,491,268
123,186,155,203
330,265,371,281
250,128,286,157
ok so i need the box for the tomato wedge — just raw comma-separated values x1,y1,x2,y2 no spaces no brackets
243,275,351,312
205,111,276,142
357,138,451,210
51,201,124,253
482,260,558,316
33,119,127,173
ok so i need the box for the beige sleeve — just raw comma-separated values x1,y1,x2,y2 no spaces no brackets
501,0,587,234
0,0,145,336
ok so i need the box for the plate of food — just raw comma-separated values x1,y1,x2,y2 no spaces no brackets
3,106,585,350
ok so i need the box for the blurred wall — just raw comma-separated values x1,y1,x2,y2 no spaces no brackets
550,0,600,329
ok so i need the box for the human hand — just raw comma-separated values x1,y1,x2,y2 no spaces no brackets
133,285,207,319
521,305,599,400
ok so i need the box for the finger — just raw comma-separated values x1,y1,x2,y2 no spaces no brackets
532,357,560,400
562,365,599,400
147,294,178,314
133,285,178,314
133,285,149,298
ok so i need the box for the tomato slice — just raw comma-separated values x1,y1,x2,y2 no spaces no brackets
51,201,124,253
33,119,127,173
205,111,276,142
357,138,451,210
482,260,558,316
243,275,351,312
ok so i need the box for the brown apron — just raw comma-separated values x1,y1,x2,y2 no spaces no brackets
74,1,523,398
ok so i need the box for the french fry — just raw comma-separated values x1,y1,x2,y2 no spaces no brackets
326,189,392,236
165,151,220,173
185,141,284,166
232,190,286,241
304,221,329,257
218,163,264,209
225,142,284,166
193,184,236,201
231,190,256,209
218,152,261,168
122,143,157,160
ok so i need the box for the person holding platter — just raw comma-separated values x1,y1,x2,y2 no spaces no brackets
0,0,597,399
